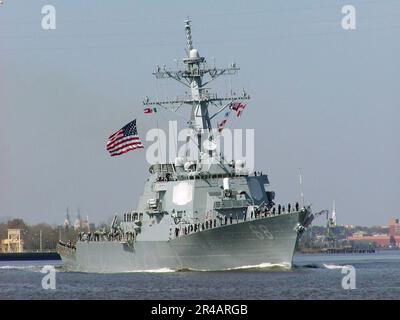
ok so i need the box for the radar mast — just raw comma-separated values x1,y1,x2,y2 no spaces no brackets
143,19,250,164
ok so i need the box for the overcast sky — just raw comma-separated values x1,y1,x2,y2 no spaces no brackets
0,0,399,226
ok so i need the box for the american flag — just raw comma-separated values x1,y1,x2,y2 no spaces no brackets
106,119,144,157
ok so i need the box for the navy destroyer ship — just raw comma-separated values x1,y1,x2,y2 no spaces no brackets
58,20,319,273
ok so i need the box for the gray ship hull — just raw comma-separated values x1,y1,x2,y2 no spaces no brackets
58,211,307,273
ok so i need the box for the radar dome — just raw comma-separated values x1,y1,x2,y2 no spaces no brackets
189,49,200,58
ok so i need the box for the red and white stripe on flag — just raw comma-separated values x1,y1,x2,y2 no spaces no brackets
106,119,144,157
230,102,246,117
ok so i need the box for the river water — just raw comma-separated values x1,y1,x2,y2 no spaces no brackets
1,250,399,299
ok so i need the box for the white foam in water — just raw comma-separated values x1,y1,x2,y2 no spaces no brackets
226,262,291,270
0,265,41,272
0,265,36,269
118,263,291,273
172,262,292,272
64,263,294,273
125,267,176,273
323,263,345,270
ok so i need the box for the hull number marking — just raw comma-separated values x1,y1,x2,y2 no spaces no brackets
249,224,274,240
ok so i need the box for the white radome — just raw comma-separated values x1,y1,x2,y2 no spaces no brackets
189,48,199,58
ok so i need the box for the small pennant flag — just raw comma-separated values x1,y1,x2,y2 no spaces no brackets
217,119,228,132
106,119,144,157
217,109,232,132
144,107,157,114
230,102,246,117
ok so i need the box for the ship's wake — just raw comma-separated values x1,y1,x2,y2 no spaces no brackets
65,262,294,273
6,262,350,273
223,262,292,272
175,262,292,272
292,263,347,270
322,263,347,269
124,267,176,273
60,262,351,273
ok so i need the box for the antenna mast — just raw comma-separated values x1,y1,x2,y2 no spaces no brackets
143,19,250,163
298,168,305,208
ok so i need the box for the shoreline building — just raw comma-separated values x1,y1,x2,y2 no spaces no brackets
0,229,24,253
347,218,400,248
